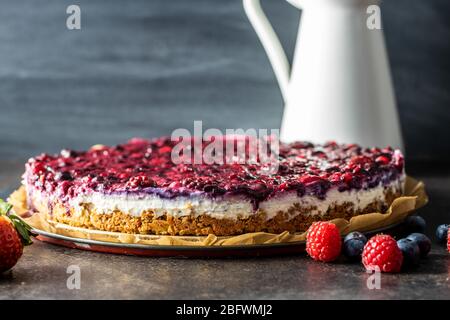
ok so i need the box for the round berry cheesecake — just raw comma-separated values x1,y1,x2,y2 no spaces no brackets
22,137,405,236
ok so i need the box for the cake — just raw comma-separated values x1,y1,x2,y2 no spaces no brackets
22,137,405,236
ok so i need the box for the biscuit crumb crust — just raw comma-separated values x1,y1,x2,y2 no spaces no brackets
28,188,401,236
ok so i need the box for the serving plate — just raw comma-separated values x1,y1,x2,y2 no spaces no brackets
11,177,426,257
32,222,406,258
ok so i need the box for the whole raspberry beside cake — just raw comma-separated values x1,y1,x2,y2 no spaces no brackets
22,137,405,236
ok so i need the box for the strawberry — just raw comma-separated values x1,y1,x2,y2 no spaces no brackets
0,199,34,273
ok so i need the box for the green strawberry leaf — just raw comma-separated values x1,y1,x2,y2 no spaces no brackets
8,214,36,246
0,198,13,215
0,198,35,246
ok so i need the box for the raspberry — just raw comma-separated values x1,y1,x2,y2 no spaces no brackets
306,221,342,262
362,234,403,273
127,175,155,188
375,155,390,165
447,230,450,252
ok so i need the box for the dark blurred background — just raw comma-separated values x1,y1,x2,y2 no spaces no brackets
0,0,449,162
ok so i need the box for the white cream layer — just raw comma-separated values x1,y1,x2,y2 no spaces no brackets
61,175,405,220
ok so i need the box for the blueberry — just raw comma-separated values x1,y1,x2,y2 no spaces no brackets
344,231,367,244
406,233,431,257
404,215,426,234
60,149,78,158
343,232,367,260
55,171,73,181
343,239,366,260
397,238,420,268
436,224,449,244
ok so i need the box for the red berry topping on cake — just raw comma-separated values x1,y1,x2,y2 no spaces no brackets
375,155,390,165
126,175,156,189
24,137,405,209
362,234,403,273
306,221,342,262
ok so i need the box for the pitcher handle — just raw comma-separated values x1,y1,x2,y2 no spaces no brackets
243,0,299,102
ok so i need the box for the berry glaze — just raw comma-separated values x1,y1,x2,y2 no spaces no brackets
24,137,404,210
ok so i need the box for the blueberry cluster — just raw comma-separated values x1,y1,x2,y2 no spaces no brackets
343,215,433,270
313,215,448,273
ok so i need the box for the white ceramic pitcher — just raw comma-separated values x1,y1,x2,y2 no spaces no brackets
243,0,404,150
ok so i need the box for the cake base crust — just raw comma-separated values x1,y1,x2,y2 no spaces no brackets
28,189,401,236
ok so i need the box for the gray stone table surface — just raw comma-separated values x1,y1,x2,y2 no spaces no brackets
0,160,449,300
1,0,449,300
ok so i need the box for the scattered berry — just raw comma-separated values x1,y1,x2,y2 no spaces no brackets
343,232,367,260
448,232,450,252
406,233,431,257
362,234,403,273
397,238,420,268
306,222,342,262
0,199,34,273
404,215,426,234
0,217,23,273
436,224,449,244
344,231,368,243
